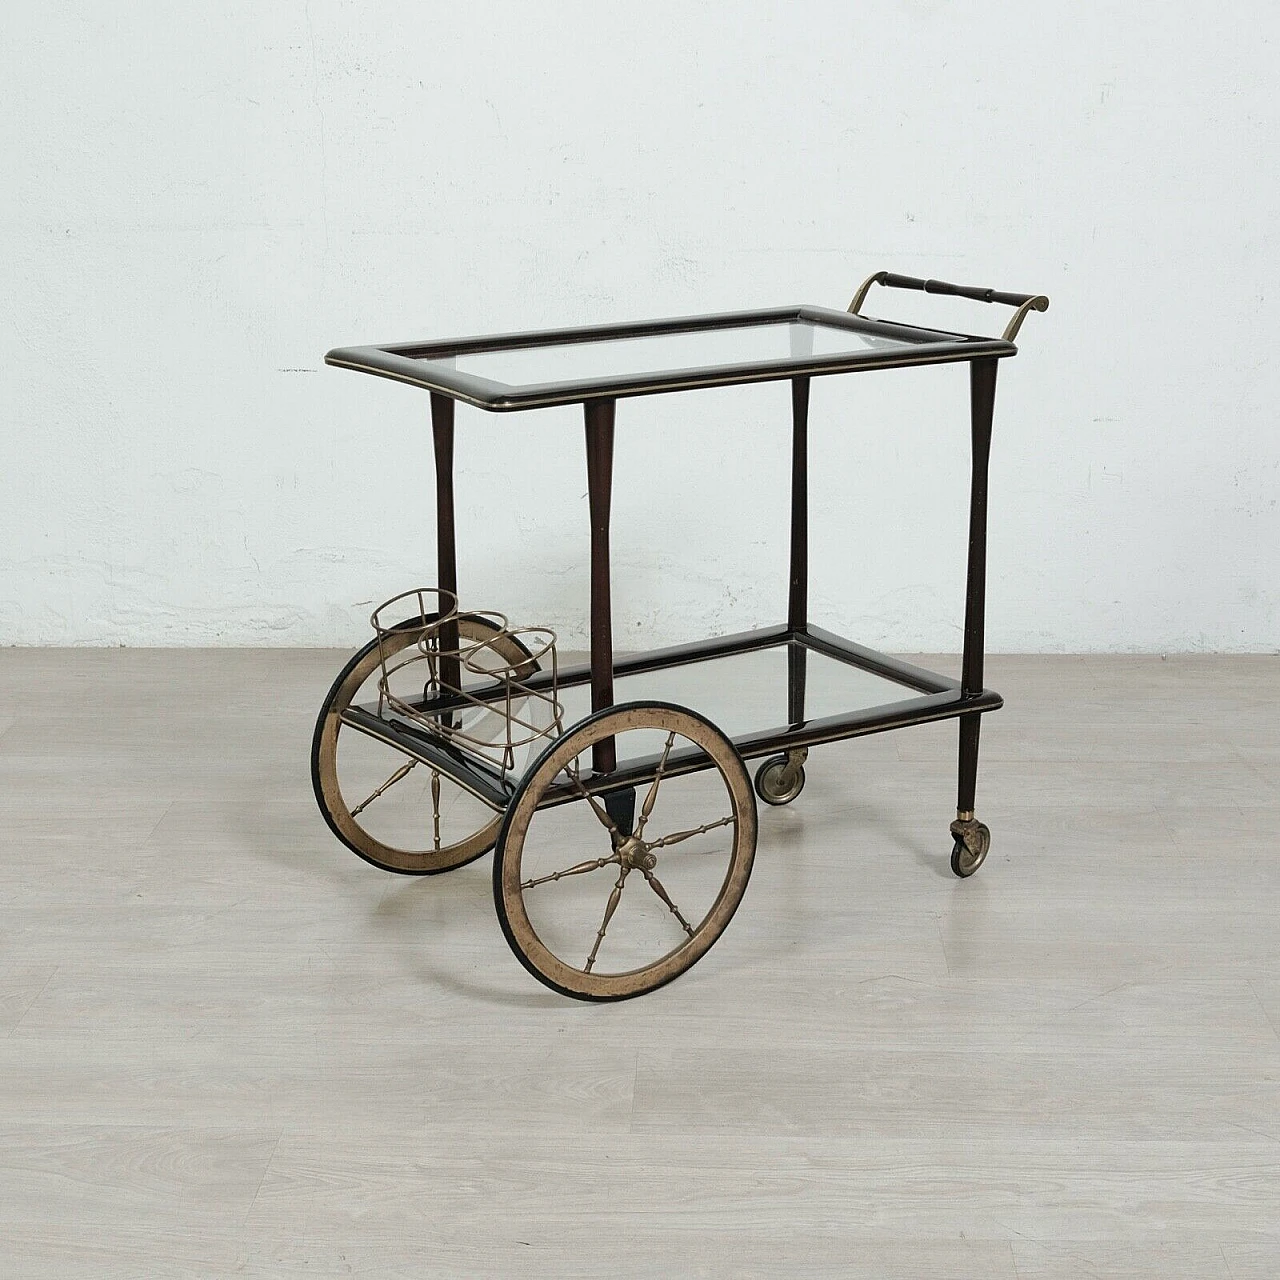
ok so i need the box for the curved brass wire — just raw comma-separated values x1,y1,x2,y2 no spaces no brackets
370,589,563,776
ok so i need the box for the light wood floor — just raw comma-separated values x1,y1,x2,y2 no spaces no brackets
1,649,1278,1278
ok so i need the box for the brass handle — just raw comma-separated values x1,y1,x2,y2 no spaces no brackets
848,270,1049,342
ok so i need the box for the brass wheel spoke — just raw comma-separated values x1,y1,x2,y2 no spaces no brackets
521,854,620,890
641,868,695,938
349,759,419,818
564,763,622,841
646,814,735,850
494,702,760,1000
430,769,442,851
584,865,630,973
634,731,676,841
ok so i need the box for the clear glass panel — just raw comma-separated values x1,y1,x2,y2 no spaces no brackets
368,643,927,786
549,644,916,765
422,321,918,388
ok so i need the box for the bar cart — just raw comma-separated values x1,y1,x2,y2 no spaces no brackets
313,271,1048,1001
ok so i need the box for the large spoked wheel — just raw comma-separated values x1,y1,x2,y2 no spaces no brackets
312,615,536,874
494,702,758,1002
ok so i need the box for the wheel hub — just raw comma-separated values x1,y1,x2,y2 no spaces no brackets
617,835,657,872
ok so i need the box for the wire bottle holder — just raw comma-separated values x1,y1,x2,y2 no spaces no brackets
370,588,563,777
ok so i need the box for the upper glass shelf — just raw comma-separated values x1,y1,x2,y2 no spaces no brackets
325,305,1014,412
446,320,907,386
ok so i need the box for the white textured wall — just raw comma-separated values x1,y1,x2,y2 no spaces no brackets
3,3,1278,651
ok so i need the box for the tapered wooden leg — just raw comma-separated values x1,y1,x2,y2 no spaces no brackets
787,376,809,727
959,358,997,705
585,399,617,774
430,393,460,695
956,358,998,817
430,392,458,604
956,713,982,816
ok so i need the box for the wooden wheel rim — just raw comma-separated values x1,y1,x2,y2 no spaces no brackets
313,616,534,874
494,702,757,1000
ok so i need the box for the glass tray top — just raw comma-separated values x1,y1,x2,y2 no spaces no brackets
326,305,1013,412
447,319,903,385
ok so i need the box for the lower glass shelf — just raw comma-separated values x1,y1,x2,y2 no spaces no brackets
341,627,998,808
551,641,920,762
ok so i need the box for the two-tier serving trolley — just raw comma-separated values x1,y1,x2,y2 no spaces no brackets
313,271,1048,1001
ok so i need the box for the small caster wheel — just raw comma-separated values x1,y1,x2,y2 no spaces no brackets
754,752,806,807
949,818,990,878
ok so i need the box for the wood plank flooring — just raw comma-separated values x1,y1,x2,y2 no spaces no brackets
0,650,1277,1277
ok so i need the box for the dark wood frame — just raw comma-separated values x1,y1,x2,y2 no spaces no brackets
341,622,1002,813
325,304,1012,410
330,317,1018,839
330,300,1017,831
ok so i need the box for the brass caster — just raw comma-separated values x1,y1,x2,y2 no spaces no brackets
754,750,807,807
949,818,991,878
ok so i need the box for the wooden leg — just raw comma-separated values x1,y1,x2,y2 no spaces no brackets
584,399,617,774
957,357,998,821
788,376,810,727
430,393,460,695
